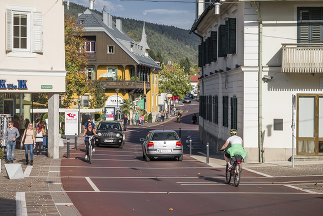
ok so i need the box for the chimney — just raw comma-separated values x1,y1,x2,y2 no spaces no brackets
103,11,113,29
116,19,122,32
89,0,95,10
196,0,205,19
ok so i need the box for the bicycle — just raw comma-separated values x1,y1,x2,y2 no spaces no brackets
222,150,243,187
85,135,95,164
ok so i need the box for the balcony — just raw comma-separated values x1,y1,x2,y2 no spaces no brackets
100,80,150,93
282,43,323,73
86,52,96,61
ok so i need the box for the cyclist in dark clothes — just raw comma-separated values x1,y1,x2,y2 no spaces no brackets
83,124,97,161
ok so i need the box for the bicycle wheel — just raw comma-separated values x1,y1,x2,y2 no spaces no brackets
233,164,241,187
225,164,231,184
88,143,92,164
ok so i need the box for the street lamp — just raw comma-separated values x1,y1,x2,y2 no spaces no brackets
116,88,119,120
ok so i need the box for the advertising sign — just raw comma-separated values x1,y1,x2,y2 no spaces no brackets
105,107,115,121
65,111,78,135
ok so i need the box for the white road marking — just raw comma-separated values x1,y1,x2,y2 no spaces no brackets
23,166,33,177
55,203,74,206
27,190,320,195
16,192,28,216
243,167,273,178
85,177,100,192
198,152,206,156
284,185,318,194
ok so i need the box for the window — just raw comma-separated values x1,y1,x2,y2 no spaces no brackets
107,45,114,54
85,41,96,52
13,13,28,49
86,67,95,80
231,96,237,130
6,9,43,54
213,96,218,124
227,18,237,54
107,67,117,80
223,96,229,127
298,7,323,43
81,95,89,107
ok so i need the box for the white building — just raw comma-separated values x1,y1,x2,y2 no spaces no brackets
0,0,66,158
191,0,323,162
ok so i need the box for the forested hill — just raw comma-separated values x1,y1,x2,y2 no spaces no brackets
64,2,199,65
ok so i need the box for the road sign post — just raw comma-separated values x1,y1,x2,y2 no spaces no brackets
206,142,209,164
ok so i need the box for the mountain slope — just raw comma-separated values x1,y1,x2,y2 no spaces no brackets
64,2,199,64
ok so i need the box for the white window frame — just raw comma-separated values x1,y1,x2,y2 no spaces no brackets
85,41,96,53
12,11,31,52
107,45,115,54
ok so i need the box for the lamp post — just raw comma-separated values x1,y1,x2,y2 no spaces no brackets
116,88,119,120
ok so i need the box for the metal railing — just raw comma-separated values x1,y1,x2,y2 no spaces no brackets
282,43,323,73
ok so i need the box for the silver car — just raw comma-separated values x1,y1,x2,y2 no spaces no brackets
141,130,183,162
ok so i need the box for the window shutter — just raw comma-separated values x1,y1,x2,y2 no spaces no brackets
298,7,323,43
218,25,227,57
223,96,228,127
32,12,43,53
213,96,218,124
209,96,212,122
208,37,212,64
205,38,209,65
6,9,13,53
198,44,202,67
201,41,205,66
211,31,217,61
228,18,236,54
231,97,237,130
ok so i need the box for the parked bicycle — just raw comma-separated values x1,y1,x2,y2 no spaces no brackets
222,150,243,187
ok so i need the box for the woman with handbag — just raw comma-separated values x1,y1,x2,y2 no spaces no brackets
20,123,36,165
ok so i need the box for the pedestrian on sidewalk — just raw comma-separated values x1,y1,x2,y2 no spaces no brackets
4,121,20,163
140,115,145,126
158,111,161,122
161,110,165,122
35,122,46,155
135,113,139,126
123,115,128,131
20,123,35,165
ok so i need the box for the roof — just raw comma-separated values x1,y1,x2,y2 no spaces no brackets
78,10,161,70
188,75,200,82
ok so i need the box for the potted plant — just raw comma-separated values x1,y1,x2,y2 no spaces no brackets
148,113,153,123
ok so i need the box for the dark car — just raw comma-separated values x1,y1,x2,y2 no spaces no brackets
183,97,192,103
95,121,125,148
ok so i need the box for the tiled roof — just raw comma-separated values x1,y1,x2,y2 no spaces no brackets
188,75,200,82
78,10,161,69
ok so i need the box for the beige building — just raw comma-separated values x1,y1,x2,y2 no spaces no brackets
192,0,323,162
0,0,66,158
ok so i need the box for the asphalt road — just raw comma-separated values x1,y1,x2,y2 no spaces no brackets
60,101,323,216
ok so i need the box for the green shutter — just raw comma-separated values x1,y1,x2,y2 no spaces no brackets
218,25,227,57
228,18,236,54
211,31,217,61
223,96,228,127
231,97,237,130
298,7,323,43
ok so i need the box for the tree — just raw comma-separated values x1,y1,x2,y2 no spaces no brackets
159,63,191,100
179,57,191,74
63,15,88,107
120,99,133,116
155,51,164,66
148,50,156,60
89,81,106,109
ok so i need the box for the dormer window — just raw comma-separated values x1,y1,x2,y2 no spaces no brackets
79,19,85,25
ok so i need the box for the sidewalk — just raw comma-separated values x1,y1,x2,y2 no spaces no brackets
0,144,81,216
191,153,323,194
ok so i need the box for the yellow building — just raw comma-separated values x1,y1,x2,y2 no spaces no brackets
77,8,161,120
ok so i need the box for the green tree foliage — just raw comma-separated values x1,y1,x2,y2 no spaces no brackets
89,81,106,109
120,99,133,116
180,57,191,74
64,15,88,107
159,63,191,100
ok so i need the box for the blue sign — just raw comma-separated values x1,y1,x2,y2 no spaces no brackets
0,80,27,90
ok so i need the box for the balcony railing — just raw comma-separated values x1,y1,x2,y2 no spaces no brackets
86,52,96,61
282,43,323,73
100,80,150,91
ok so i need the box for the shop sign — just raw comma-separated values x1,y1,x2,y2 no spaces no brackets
105,95,124,107
65,111,78,135
41,85,53,89
104,107,115,121
0,80,27,90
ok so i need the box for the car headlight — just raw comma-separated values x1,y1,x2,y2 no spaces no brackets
116,133,120,138
98,133,102,136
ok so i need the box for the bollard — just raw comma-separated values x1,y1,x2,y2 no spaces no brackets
179,128,182,139
74,134,78,150
189,138,192,156
67,138,70,158
206,142,209,164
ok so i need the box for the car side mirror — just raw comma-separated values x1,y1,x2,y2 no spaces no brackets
140,138,145,142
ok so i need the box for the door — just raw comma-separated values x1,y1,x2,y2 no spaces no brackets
297,95,323,155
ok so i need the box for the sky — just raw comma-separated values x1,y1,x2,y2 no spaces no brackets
70,0,196,30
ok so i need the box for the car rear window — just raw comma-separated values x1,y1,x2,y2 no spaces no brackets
151,132,179,141
98,123,121,130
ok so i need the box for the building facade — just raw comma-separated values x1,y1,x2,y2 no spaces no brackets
77,7,161,121
0,0,65,158
191,0,323,162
